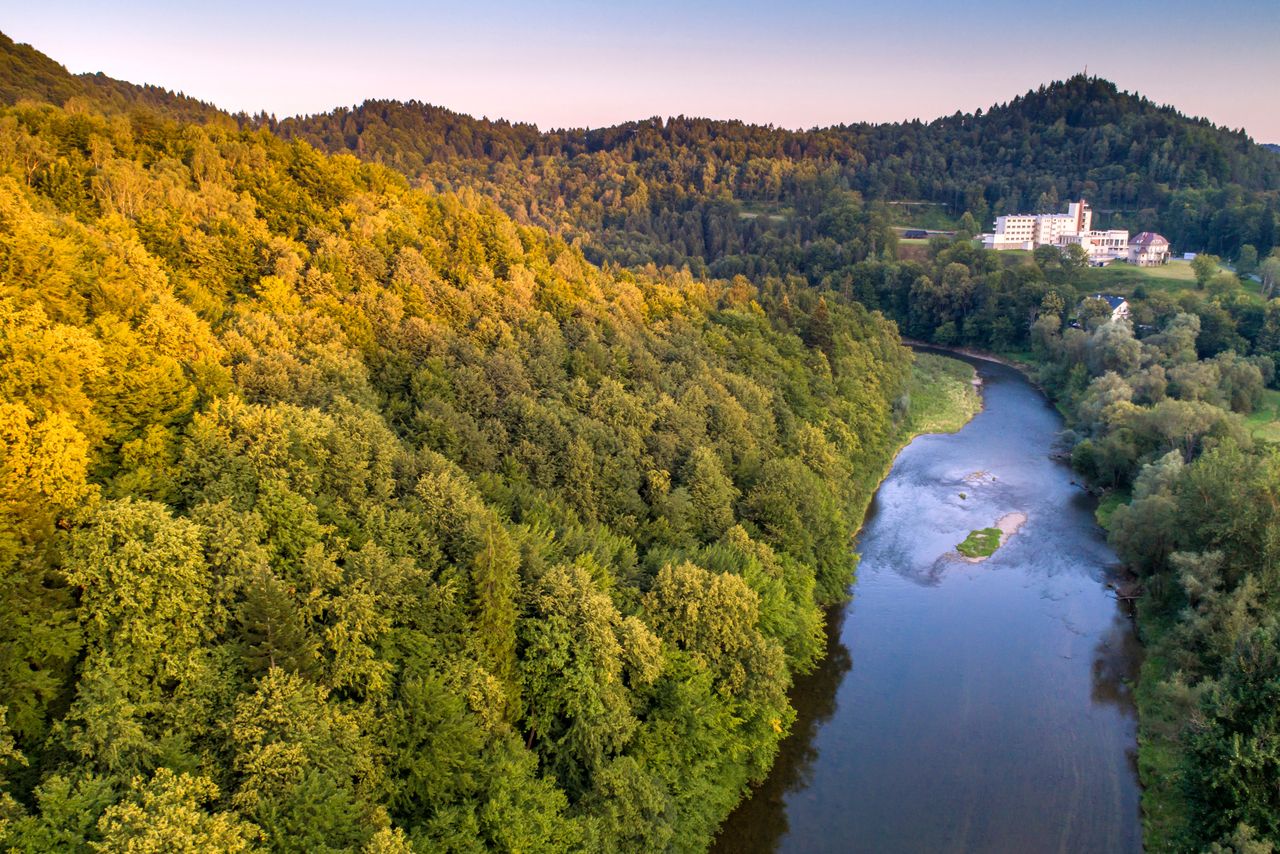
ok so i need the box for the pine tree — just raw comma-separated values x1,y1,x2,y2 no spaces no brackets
805,297,835,356
237,572,318,679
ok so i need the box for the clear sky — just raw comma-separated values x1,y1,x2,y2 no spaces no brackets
7,1,1280,141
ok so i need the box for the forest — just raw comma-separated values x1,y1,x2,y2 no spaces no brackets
267,77,1279,275
3,28,1280,853
0,74,932,851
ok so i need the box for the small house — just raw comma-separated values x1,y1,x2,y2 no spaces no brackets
1128,232,1171,267
1091,294,1131,322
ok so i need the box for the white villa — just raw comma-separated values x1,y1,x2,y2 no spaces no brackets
1128,232,1171,266
980,199,1131,264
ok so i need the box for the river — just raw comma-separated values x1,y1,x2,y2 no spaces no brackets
713,351,1143,853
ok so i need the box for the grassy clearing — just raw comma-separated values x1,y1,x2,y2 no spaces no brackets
956,527,1002,558
736,201,793,222
1079,259,1247,298
1245,388,1280,443
904,352,982,436
884,206,959,231
986,254,1246,299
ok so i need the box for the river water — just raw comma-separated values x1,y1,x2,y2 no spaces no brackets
713,352,1142,853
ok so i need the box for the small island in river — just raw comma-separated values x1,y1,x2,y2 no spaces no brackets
957,512,1027,562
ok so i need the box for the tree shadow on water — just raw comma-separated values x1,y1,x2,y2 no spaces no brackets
1090,604,1140,719
711,604,855,854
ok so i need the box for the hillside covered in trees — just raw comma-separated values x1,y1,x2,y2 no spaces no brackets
3,33,1276,279
269,78,1279,275
0,32,227,126
0,61,935,850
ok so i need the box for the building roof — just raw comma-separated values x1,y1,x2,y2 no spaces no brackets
1091,294,1128,311
1131,232,1169,247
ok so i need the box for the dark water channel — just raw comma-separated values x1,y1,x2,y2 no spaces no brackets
714,351,1142,853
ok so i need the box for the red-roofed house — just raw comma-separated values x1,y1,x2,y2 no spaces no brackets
1128,232,1171,267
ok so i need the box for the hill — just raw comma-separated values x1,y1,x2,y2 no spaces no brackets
0,31,230,125
1,32,1274,278
269,77,1279,269
0,64,926,850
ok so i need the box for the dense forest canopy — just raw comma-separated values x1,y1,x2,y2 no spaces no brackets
267,77,1279,270
0,59,923,851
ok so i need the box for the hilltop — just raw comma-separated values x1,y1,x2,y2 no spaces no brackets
0,31,229,124
1,32,1275,275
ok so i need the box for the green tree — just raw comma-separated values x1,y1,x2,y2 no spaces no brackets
1260,256,1280,299
1192,253,1221,288
1060,243,1090,277
1187,628,1280,846
805,297,835,356
94,769,260,853
682,446,737,541
519,563,656,797
229,669,375,845
1237,244,1259,277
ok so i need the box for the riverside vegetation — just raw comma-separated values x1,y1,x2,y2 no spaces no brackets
1,29,1278,852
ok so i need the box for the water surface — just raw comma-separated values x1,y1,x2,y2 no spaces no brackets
714,352,1142,854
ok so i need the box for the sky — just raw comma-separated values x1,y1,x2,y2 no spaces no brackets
6,1,1280,141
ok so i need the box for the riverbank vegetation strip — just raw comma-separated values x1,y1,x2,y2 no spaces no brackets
903,353,983,437
886,247,1280,852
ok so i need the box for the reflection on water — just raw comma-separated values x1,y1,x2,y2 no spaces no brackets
1091,610,1141,717
714,352,1142,853
711,606,852,853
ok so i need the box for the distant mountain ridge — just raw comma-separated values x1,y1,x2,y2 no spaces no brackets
2,30,1276,264
270,76,1280,264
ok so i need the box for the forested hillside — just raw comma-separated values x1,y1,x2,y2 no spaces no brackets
0,32,227,126
4,34,1275,279
270,78,1279,271
0,84,925,850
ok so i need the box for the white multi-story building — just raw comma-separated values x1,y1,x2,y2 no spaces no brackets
1062,229,1130,263
982,200,1093,251
980,199,1129,264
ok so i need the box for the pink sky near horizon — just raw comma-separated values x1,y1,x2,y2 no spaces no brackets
7,1,1280,141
